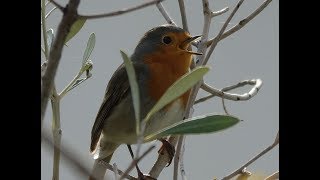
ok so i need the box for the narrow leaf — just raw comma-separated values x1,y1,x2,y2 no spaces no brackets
143,66,210,123
145,114,240,141
82,33,96,65
121,50,140,134
65,18,86,43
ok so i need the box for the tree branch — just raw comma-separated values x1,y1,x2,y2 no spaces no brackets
41,0,80,129
221,131,279,180
78,0,164,20
211,7,229,18
178,0,188,31
201,79,262,101
265,171,279,180
173,2,191,178
206,0,273,47
203,0,245,65
49,0,64,12
156,2,176,25
195,79,260,104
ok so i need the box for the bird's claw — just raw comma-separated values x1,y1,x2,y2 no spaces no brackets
158,138,175,167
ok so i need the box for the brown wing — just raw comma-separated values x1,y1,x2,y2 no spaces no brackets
90,62,148,153
90,63,130,153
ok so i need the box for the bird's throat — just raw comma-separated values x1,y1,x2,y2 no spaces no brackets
143,52,192,108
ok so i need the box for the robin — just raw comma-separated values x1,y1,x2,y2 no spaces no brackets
89,24,201,179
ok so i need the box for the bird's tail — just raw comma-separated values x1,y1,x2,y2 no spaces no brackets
88,154,113,180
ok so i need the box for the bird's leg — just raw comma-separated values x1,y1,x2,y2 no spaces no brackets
157,138,175,167
126,145,156,180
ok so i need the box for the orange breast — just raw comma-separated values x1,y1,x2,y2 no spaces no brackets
143,51,192,108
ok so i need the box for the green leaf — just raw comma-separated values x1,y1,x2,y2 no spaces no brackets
143,66,210,123
82,33,96,65
121,50,140,134
144,114,240,141
65,18,86,43
46,29,54,51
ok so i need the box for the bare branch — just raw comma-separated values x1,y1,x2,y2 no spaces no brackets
211,7,229,18
49,0,64,12
156,2,176,25
179,138,188,180
221,97,229,115
265,171,279,180
41,0,80,128
173,136,187,180
173,136,182,180
178,0,188,31
46,6,58,19
41,0,49,60
78,0,164,20
203,0,245,65
196,79,261,104
206,0,273,47
221,131,279,180
201,79,262,101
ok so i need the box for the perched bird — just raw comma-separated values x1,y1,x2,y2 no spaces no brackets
89,24,201,180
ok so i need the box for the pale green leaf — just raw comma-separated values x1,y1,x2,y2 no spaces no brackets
145,114,240,141
65,18,86,43
82,33,96,65
143,66,210,123
121,50,141,134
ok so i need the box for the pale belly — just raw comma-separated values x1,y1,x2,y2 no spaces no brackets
102,98,185,144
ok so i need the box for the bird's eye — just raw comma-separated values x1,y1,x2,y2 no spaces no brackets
162,36,172,44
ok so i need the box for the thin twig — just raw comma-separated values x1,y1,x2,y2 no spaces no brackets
206,0,273,47
173,136,182,180
203,0,245,65
195,79,259,104
174,136,187,180
41,0,80,129
41,46,46,56
173,2,191,178
46,6,58,19
221,131,279,180
119,145,156,180
41,0,49,60
211,7,229,18
178,0,188,31
201,79,262,101
78,0,164,20
45,0,51,7
265,171,279,180
221,97,229,115
156,2,176,25
51,85,62,180
180,137,187,180
49,0,64,11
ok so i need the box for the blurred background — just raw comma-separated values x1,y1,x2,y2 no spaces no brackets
41,0,279,179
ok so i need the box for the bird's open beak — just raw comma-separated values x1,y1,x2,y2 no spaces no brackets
180,35,202,55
